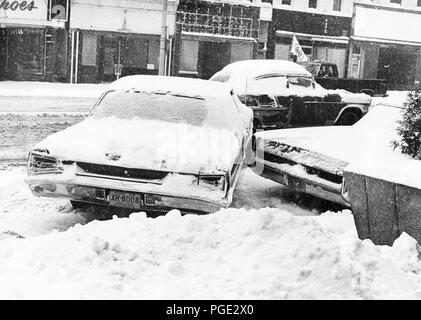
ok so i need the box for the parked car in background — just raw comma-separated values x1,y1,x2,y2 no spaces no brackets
301,62,388,97
253,104,401,207
210,60,372,130
25,76,254,214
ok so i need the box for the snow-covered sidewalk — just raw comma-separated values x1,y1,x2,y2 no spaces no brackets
0,81,108,99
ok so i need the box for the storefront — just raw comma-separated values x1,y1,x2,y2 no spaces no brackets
69,0,176,83
268,9,352,77
172,0,260,79
0,0,69,81
350,3,421,90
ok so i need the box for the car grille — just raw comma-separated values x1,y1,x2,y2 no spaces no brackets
76,162,169,181
263,152,343,185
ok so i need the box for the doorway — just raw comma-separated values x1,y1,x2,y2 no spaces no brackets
98,35,159,82
377,47,417,90
99,37,121,82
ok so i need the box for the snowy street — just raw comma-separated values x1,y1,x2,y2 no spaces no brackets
1,83,419,299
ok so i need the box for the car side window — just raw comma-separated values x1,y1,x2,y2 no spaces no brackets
257,95,277,107
245,95,259,107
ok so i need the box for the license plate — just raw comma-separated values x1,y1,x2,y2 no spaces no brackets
109,191,142,209
287,176,306,192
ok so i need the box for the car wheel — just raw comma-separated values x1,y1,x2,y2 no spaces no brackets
338,111,360,126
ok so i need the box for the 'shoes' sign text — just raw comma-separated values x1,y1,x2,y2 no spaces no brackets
0,0,37,11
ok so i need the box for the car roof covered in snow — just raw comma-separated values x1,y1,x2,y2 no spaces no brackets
212,60,313,79
108,75,233,99
210,60,323,97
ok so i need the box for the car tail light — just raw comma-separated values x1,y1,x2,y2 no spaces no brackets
27,151,63,176
197,174,227,192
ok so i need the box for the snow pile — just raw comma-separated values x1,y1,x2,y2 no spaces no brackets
0,167,86,238
372,90,409,107
1,207,421,299
0,81,107,99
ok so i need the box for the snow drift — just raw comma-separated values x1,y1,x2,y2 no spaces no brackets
1,207,421,300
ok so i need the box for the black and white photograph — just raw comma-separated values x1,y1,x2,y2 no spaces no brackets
1,0,421,303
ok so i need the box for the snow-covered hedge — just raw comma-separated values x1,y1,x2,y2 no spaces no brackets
393,88,421,159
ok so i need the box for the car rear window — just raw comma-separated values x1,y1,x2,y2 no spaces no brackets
91,90,208,127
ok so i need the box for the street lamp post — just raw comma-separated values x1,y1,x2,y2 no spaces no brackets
159,0,168,76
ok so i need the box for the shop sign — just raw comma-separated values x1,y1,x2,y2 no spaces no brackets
0,0,47,21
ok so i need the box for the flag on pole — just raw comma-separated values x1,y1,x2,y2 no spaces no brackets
291,34,308,62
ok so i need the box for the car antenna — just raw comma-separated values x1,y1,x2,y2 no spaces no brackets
246,74,248,99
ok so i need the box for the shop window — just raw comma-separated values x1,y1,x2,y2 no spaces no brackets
281,0,291,5
275,43,291,61
180,40,198,75
82,33,97,66
230,43,252,63
121,38,148,69
333,0,342,11
313,46,328,62
14,29,44,75
309,0,317,9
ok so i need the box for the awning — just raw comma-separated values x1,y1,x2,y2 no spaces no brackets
0,18,65,29
181,31,257,43
276,30,349,45
351,35,421,47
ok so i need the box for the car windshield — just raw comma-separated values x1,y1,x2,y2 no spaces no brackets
91,90,208,126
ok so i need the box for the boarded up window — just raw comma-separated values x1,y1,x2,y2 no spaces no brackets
180,40,198,73
82,33,97,66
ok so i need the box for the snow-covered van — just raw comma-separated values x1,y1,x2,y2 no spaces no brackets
25,76,254,214
210,60,372,130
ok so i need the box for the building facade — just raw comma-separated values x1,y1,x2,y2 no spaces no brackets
350,0,421,90
2,0,421,87
267,0,353,77
69,0,177,83
171,0,264,79
0,0,69,81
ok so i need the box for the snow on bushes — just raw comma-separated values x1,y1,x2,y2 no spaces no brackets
393,88,421,159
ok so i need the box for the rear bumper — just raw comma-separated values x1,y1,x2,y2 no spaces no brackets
255,162,350,207
25,174,229,214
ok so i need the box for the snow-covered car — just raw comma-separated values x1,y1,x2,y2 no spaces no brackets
210,60,372,130
253,104,401,207
25,76,254,214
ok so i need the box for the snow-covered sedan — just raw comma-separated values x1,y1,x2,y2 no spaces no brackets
210,60,372,130
254,104,401,207
25,76,253,214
